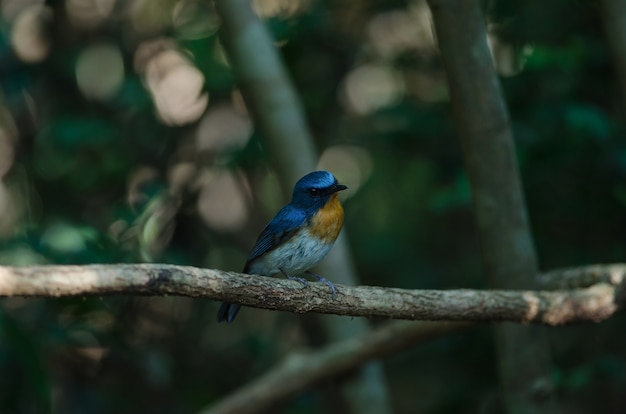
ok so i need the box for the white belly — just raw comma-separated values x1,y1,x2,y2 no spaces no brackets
247,229,334,276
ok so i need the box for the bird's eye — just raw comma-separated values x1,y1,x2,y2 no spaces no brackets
308,188,319,196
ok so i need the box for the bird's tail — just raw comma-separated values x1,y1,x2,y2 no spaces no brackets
217,302,241,323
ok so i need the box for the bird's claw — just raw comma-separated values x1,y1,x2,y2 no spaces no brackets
280,268,309,287
307,271,338,300
287,275,309,286
280,268,338,299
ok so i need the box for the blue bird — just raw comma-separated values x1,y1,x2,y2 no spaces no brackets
217,171,348,323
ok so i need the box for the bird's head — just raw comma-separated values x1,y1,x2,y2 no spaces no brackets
290,171,347,211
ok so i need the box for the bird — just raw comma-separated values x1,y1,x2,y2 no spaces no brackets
217,170,348,323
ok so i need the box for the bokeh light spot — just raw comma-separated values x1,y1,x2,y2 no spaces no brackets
10,4,52,63
141,47,209,126
41,222,94,253
76,43,124,101
368,7,435,58
66,0,116,29
2,0,44,22
197,170,250,232
341,64,404,115
196,104,252,155
252,0,310,18
172,0,220,39
318,145,373,199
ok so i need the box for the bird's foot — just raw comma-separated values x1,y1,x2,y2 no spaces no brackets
280,268,309,286
306,271,338,299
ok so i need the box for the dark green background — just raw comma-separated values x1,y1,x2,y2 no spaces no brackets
1,1,625,413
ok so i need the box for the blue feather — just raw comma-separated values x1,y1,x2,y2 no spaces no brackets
244,205,308,270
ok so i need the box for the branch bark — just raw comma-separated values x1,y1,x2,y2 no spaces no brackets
539,263,626,290
0,264,622,325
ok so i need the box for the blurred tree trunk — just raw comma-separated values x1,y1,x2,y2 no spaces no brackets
214,1,392,413
426,1,558,413
601,0,626,111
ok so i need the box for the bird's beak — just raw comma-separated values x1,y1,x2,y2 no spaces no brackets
333,184,348,193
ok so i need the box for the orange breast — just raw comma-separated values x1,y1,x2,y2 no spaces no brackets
309,193,344,243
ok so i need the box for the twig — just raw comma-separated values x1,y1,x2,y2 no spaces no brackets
202,321,471,414
539,263,626,289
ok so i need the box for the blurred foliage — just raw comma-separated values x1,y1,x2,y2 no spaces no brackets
0,0,626,413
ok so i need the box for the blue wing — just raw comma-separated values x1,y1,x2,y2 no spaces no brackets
243,205,307,271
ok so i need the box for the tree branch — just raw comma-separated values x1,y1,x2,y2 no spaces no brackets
0,264,622,325
427,0,558,411
201,321,471,414
199,263,626,414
